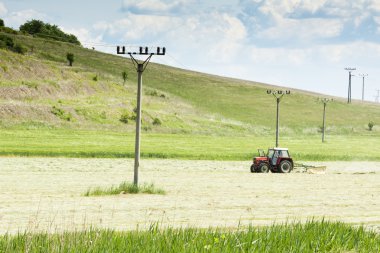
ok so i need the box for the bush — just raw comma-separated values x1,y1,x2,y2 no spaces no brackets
119,111,130,124
12,43,28,55
152,118,162,126
92,75,98,81
66,53,74,66
0,34,14,48
51,106,72,121
122,71,128,85
0,19,4,27
368,121,374,131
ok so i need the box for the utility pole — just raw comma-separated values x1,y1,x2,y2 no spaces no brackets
375,90,380,103
358,74,368,101
319,98,332,143
344,67,356,103
117,46,166,185
267,89,291,147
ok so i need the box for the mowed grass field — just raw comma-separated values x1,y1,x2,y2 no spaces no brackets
1,158,380,251
0,129,379,160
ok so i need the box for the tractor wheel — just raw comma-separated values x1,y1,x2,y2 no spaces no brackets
250,164,255,173
258,163,270,173
279,160,293,173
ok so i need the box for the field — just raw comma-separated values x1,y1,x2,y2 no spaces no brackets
1,158,379,235
1,129,380,161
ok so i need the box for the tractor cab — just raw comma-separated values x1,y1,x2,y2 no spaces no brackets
251,148,293,173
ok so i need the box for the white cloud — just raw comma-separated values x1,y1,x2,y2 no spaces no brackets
0,2,7,16
61,27,103,47
258,17,343,41
94,14,178,42
5,9,47,29
121,0,189,14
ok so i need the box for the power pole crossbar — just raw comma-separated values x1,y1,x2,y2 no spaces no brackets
117,46,165,185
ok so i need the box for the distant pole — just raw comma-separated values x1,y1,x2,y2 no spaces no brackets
117,46,166,185
358,74,368,101
320,98,332,143
267,90,291,147
375,90,380,103
344,68,356,103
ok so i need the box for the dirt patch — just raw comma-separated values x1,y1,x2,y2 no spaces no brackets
0,158,379,234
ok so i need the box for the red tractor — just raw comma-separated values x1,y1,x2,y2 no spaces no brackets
250,148,294,173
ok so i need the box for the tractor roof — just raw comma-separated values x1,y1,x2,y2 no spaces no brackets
271,148,289,151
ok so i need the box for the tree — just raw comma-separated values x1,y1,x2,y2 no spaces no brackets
19,20,81,45
0,19,4,27
368,121,375,131
122,71,128,85
20,20,44,35
66,53,74,66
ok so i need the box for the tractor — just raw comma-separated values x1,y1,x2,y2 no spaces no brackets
250,148,293,173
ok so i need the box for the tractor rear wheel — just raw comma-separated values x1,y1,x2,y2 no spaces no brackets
279,160,292,173
258,163,270,173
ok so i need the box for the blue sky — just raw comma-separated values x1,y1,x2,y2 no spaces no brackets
1,0,380,101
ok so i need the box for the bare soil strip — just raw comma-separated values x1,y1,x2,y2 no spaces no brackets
0,158,379,234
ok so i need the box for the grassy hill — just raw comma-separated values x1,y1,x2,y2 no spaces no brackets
1,32,380,160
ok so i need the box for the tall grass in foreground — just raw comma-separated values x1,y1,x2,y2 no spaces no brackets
84,182,165,196
0,221,379,252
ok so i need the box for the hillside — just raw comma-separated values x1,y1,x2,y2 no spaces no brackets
1,32,380,160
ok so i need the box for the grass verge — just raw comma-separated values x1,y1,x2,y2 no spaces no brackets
84,182,165,196
0,220,379,252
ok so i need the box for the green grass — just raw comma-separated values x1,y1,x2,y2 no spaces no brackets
0,129,379,161
1,32,380,161
84,181,165,196
0,221,379,252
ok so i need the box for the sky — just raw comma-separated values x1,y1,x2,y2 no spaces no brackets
1,0,380,101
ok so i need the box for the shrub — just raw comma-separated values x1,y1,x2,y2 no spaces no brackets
12,43,28,55
0,34,14,48
66,53,74,66
152,118,162,126
51,106,72,121
122,71,128,85
92,75,98,81
368,121,374,131
0,19,4,27
119,111,130,124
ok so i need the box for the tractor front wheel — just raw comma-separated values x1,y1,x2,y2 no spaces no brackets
279,160,293,173
258,163,270,173
250,164,255,173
